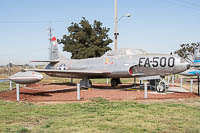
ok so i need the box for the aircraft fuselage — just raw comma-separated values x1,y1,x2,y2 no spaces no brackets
44,54,189,79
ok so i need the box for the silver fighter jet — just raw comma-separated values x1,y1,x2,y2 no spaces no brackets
26,37,190,92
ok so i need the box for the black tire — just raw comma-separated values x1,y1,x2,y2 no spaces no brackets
89,80,92,87
117,78,122,84
156,82,166,93
111,79,118,87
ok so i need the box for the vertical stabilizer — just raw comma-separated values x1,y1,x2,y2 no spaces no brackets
50,37,59,60
193,47,200,67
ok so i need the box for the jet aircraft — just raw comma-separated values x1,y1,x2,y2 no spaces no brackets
26,37,190,92
180,47,200,76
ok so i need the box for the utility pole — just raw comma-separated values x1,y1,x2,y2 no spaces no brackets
114,0,119,51
7,63,11,75
114,0,131,51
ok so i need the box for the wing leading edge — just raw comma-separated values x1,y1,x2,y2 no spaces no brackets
25,69,111,77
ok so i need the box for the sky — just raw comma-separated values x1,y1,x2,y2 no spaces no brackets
1,0,200,65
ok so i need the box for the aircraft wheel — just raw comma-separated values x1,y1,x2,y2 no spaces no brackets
89,80,92,87
117,78,122,84
156,82,166,93
111,79,118,87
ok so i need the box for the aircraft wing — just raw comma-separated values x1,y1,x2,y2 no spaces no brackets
31,60,59,63
26,69,111,77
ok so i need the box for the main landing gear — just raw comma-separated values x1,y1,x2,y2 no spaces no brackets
80,78,122,88
80,78,92,88
111,78,121,87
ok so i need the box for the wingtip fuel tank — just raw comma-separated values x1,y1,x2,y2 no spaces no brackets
9,71,43,84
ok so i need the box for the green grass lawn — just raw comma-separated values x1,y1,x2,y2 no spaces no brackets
0,81,11,92
1,77,200,132
0,80,17,92
0,98,200,133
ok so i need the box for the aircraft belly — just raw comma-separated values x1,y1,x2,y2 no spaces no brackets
46,73,82,78
109,71,130,78
45,70,130,78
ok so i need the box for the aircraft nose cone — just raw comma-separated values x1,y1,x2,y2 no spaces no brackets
180,57,190,70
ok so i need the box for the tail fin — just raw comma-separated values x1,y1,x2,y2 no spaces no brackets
49,37,59,60
193,47,200,67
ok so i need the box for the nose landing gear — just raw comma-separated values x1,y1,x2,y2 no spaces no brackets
149,78,168,93
156,79,168,93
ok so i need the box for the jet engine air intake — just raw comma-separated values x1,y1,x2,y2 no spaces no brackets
128,66,135,76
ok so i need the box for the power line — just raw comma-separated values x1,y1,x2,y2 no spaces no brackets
164,0,200,13
173,0,200,8
0,17,114,24
0,20,68,24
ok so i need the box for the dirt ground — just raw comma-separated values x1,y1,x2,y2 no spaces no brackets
0,83,199,102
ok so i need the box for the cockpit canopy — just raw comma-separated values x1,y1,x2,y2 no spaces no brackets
105,48,148,56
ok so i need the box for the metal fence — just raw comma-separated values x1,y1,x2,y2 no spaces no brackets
166,75,199,93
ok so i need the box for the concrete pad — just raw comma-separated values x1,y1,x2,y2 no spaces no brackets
148,92,168,95
167,87,189,93
148,87,189,95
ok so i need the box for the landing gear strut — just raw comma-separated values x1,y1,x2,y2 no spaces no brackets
111,78,121,87
80,78,92,88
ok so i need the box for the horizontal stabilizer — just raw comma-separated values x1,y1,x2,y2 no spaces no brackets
194,60,200,63
191,61,200,67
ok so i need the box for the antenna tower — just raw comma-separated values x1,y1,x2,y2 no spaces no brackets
48,26,54,60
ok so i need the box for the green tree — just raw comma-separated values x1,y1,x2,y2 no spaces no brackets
174,43,200,58
58,17,113,59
